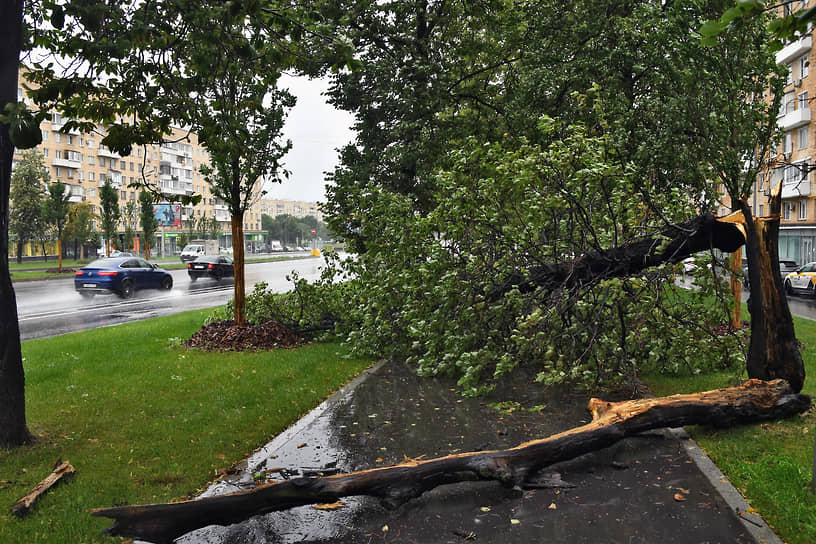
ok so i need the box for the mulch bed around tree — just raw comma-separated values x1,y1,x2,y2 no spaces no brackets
184,320,303,351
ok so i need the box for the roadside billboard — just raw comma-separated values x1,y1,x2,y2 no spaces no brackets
153,204,181,227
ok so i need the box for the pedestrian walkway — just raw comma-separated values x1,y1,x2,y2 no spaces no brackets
171,359,777,544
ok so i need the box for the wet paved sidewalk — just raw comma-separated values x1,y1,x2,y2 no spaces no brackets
176,360,774,544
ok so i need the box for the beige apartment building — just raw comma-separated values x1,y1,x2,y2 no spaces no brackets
11,70,323,258
732,1,816,265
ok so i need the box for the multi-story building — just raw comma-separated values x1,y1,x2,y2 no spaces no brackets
738,1,816,265
10,70,323,258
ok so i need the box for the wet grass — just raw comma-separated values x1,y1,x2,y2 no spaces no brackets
644,311,816,544
0,309,372,543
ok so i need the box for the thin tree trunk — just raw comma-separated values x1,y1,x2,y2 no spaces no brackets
57,239,63,272
0,0,32,448
232,215,246,325
91,379,810,544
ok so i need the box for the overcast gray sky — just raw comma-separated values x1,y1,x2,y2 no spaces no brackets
264,75,356,204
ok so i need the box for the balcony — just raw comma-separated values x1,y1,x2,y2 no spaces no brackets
782,181,811,198
52,157,81,169
160,174,193,196
776,35,813,66
97,146,121,160
779,107,811,131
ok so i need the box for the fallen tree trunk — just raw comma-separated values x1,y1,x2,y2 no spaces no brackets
92,379,810,544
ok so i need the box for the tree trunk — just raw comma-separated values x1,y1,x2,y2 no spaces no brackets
57,239,63,272
738,184,805,392
0,0,32,448
232,215,246,325
91,379,810,544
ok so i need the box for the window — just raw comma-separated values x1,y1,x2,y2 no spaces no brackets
41,130,48,141
120,160,126,169
42,148,49,158
781,91,796,116
67,135,74,145
100,173,107,182
66,169,73,179
788,63,794,86
784,132,793,154
55,167,62,178
120,190,126,199
89,188,95,197
800,126,809,149
800,199,808,219
54,132,61,143
784,201,793,220
87,139,94,148
99,157,106,167
88,172,95,181
759,204,765,216
800,90,809,109
130,162,134,171
785,1,795,16
137,149,142,157
87,155,94,165
77,171,84,181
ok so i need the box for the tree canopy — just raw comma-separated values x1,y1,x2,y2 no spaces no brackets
319,0,790,394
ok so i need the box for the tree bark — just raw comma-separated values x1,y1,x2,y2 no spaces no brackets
91,379,810,544
231,214,246,325
0,0,32,448
738,184,805,392
10,460,75,516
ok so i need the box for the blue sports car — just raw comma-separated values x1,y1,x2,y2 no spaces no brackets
75,257,173,298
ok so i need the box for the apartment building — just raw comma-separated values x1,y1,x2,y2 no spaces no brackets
739,2,816,265
11,70,322,257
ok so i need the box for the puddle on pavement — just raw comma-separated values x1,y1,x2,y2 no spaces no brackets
174,360,752,544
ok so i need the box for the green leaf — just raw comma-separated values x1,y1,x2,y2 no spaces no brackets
720,7,745,25
699,20,726,38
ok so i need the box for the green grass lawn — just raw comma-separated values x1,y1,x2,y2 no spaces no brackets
645,311,816,544
0,310,373,543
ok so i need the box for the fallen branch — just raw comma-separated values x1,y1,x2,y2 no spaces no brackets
10,459,75,517
92,379,810,544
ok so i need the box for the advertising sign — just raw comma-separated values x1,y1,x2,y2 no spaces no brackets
153,204,181,227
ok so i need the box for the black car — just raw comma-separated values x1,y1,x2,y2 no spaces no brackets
187,255,234,282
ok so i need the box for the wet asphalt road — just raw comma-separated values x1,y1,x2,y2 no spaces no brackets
14,256,326,341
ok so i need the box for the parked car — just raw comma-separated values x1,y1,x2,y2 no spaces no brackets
75,257,173,298
742,258,799,290
784,262,816,295
109,250,133,257
187,255,234,282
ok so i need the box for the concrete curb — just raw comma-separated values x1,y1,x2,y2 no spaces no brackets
666,427,782,544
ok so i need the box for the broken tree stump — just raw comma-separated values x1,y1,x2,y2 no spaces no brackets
91,379,810,544
10,459,75,517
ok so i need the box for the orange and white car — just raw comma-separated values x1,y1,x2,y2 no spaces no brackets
784,262,816,296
